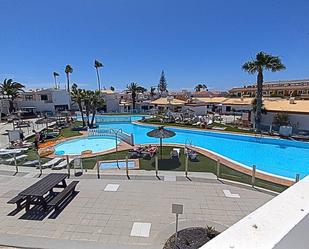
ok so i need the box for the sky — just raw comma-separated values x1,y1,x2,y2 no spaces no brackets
0,0,308,91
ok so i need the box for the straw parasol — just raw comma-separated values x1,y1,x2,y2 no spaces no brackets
147,126,176,159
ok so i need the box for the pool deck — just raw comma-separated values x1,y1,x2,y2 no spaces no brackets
49,135,294,187
0,165,275,249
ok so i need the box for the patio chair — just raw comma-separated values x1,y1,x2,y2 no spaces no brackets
53,157,74,170
6,154,28,164
170,148,180,159
188,151,198,161
41,157,63,169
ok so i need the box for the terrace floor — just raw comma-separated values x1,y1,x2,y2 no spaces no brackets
0,166,274,249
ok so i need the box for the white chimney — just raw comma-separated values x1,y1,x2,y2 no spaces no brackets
289,97,295,104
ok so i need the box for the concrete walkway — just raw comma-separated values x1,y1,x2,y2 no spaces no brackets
0,166,274,249
0,119,49,149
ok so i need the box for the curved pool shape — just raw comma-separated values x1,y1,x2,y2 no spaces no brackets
55,137,119,155
98,121,309,180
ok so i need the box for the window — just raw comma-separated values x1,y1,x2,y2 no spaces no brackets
40,95,48,101
25,95,34,101
226,106,231,112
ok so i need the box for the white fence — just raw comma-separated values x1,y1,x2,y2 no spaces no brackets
88,128,134,145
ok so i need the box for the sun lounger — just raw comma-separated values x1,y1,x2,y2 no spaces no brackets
23,160,39,166
142,146,158,159
41,157,63,169
6,154,28,164
52,157,74,170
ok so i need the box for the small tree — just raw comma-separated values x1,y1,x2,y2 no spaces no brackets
273,112,289,126
90,90,105,127
110,86,115,91
71,84,86,126
157,70,167,96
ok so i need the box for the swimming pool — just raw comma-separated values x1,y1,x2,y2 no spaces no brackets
55,136,118,155
100,161,135,169
98,120,309,179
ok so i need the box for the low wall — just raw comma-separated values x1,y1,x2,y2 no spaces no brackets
201,176,309,249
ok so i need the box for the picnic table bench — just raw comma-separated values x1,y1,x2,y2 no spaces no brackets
7,173,78,212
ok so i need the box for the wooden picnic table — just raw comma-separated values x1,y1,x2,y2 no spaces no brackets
18,173,67,211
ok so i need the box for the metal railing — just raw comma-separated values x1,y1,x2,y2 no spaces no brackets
87,127,134,145
95,116,132,123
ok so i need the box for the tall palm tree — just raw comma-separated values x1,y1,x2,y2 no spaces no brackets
127,82,146,110
0,79,25,113
71,84,86,126
53,72,59,89
65,65,73,92
242,52,285,132
94,60,104,91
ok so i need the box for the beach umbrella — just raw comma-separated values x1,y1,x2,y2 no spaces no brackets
147,126,176,159
35,117,57,128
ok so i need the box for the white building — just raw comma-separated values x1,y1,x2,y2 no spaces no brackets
16,88,71,114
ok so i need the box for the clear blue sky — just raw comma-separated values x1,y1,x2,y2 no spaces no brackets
0,0,308,91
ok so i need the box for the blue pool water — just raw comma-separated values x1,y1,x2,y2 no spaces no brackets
98,121,309,179
55,136,118,155
100,161,135,169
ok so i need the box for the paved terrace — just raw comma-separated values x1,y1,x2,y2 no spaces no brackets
0,166,275,249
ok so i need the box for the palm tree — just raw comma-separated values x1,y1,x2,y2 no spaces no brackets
53,72,59,89
83,90,93,126
94,60,104,91
127,82,146,110
242,52,285,132
89,90,105,127
71,84,86,126
65,65,73,92
150,86,156,100
195,84,208,92
195,84,203,92
0,79,25,113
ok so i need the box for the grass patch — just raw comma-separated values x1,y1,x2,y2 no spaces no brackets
81,146,287,193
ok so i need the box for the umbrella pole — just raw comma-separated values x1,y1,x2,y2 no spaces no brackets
160,138,162,160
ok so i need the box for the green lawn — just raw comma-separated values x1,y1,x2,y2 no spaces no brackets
81,147,287,193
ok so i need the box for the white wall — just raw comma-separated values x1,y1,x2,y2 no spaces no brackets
221,104,251,114
183,106,209,115
103,94,120,112
261,112,309,131
201,176,309,249
16,89,71,113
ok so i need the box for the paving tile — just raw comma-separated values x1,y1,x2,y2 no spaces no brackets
130,222,151,237
164,175,176,182
223,189,240,198
104,184,120,192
